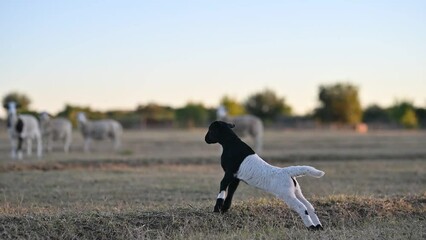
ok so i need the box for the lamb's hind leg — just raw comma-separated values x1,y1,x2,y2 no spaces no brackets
280,193,315,228
295,185,323,230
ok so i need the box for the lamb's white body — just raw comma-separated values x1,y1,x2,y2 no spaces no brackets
77,112,123,152
5,102,42,159
39,112,72,153
235,154,324,227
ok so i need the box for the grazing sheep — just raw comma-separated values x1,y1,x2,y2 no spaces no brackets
4,101,42,159
39,112,72,153
205,121,324,230
217,105,263,153
76,112,123,152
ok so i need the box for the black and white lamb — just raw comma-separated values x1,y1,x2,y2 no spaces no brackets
217,105,263,153
77,112,123,152
39,112,72,153
4,101,42,159
205,121,324,230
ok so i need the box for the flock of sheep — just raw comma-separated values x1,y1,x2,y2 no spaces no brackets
3,101,263,160
4,101,123,159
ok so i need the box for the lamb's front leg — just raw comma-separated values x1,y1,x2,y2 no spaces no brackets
214,172,233,212
221,178,240,213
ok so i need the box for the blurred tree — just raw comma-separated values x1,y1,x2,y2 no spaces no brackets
219,96,245,116
400,108,418,129
388,101,418,128
244,89,292,122
57,104,104,127
388,101,414,122
415,107,426,128
362,105,390,123
314,83,362,124
105,110,142,129
2,92,31,111
136,103,175,128
136,103,174,120
175,102,209,128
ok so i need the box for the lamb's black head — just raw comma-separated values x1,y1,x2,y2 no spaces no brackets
4,101,20,113
205,121,236,144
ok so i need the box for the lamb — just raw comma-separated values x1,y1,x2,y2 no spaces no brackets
76,112,123,152
39,112,72,153
217,105,263,153
205,121,324,230
4,101,42,159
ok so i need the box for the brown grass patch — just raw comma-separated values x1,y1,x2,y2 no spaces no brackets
1,194,424,239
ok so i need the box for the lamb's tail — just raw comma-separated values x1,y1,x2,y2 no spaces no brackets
285,166,325,178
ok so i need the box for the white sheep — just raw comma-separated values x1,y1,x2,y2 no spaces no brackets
4,101,42,159
39,112,72,153
217,105,264,153
76,112,123,152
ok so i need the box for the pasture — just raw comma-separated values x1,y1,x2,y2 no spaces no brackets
0,129,425,239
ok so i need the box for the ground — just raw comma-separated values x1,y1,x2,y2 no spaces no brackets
0,129,425,239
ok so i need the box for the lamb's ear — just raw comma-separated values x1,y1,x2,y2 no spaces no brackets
227,123,235,128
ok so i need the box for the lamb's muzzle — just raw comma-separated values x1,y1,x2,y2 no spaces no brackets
205,120,325,230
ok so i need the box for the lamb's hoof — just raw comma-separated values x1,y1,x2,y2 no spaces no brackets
315,224,324,230
308,225,323,231
308,225,317,231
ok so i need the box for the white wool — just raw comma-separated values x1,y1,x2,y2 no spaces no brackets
39,112,72,153
236,154,291,195
237,154,324,195
77,112,123,152
217,190,226,199
236,154,324,227
6,102,42,159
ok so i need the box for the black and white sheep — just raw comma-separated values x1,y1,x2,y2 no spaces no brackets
217,105,263,153
4,102,42,159
39,112,72,153
76,112,123,152
205,121,324,230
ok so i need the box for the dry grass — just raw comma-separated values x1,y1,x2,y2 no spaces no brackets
1,195,424,239
0,129,425,239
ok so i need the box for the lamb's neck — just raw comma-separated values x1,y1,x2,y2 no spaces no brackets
219,136,242,149
7,113,18,127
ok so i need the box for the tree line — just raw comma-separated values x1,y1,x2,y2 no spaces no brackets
2,83,425,129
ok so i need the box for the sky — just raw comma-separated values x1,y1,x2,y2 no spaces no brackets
1,0,425,117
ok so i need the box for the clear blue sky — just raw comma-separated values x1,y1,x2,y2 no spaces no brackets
1,0,425,117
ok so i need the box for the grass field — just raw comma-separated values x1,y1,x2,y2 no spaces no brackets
0,129,425,239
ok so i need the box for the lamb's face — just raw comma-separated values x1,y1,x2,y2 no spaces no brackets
77,112,87,122
205,121,235,144
4,101,17,115
39,112,50,122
